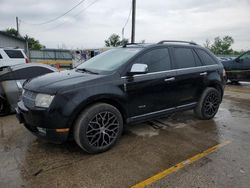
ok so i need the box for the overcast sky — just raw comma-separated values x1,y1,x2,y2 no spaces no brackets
0,0,249,50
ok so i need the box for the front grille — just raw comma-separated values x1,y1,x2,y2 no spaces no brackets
22,90,36,108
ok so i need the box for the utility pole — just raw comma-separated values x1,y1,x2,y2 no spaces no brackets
16,16,19,36
131,0,136,43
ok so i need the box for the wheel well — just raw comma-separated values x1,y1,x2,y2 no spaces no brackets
86,99,127,122
207,83,223,98
69,98,127,129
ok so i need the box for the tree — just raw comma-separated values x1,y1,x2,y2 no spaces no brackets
24,35,44,50
3,28,44,50
203,39,211,49
209,36,234,55
105,34,128,47
5,28,19,37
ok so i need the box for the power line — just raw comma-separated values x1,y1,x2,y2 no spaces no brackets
44,0,100,32
73,0,100,18
21,0,86,25
122,6,132,39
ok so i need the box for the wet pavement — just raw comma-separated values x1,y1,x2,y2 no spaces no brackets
0,83,250,188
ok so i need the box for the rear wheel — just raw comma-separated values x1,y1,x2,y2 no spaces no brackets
74,103,123,153
194,87,221,120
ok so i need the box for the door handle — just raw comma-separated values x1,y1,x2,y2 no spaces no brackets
200,72,207,76
164,77,175,82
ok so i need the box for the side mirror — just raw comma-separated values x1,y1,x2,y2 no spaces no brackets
236,58,243,63
128,63,148,76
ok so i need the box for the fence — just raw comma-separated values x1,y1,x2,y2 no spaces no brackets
29,49,73,68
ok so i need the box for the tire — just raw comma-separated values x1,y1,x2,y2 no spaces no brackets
74,103,123,154
194,87,221,120
0,98,9,116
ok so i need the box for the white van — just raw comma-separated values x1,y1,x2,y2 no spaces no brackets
0,48,28,67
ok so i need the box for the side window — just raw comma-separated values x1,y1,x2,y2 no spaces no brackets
196,49,217,65
173,48,196,68
4,50,24,58
135,48,171,72
193,51,203,66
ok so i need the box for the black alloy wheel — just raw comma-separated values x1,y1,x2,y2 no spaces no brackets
203,91,220,117
74,103,123,153
194,87,221,120
86,111,120,148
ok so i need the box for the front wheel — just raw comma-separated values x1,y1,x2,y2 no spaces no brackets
194,87,221,120
74,103,123,154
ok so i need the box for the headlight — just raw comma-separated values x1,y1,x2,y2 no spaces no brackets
35,94,54,108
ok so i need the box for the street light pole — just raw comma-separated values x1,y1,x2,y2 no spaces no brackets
131,0,136,43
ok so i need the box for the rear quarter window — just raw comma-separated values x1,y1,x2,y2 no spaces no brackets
196,49,217,65
4,50,24,58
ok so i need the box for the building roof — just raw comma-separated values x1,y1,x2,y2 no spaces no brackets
0,31,26,42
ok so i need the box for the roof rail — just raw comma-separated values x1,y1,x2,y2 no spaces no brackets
157,40,197,45
122,43,145,47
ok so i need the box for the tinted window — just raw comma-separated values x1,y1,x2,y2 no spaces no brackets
4,50,24,58
196,49,217,65
173,48,196,68
135,48,171,72
193,51,202,66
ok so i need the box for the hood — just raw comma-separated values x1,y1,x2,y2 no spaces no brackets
221,60,234,69
24,70,105,94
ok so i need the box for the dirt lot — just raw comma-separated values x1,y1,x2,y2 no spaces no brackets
1,83,250,188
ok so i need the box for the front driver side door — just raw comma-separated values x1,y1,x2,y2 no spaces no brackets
123,47,177,121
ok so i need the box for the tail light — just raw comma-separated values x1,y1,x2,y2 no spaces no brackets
25,58,29,63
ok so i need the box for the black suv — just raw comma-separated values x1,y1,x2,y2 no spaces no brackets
16,41,226,153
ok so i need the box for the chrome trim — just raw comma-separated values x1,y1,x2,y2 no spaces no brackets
176,102,197,109
200,72,208,76
164,77,175,82
130,107,175,120
129,102,197,120
121,65,218,79
130,63,148,74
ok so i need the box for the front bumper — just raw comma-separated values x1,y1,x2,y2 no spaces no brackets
16,101,69,143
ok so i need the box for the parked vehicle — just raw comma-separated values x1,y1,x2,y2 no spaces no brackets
221,51,250,83
217,57,235,62
0,48,28,67
16,41,226,153
0,63,57,115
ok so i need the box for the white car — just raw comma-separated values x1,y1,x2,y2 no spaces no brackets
0,48,28,67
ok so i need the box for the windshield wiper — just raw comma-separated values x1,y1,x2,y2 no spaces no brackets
76,68,99,75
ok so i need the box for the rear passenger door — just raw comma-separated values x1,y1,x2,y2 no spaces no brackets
171,47,207,107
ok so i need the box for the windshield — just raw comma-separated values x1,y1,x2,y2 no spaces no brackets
76,48,141,73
